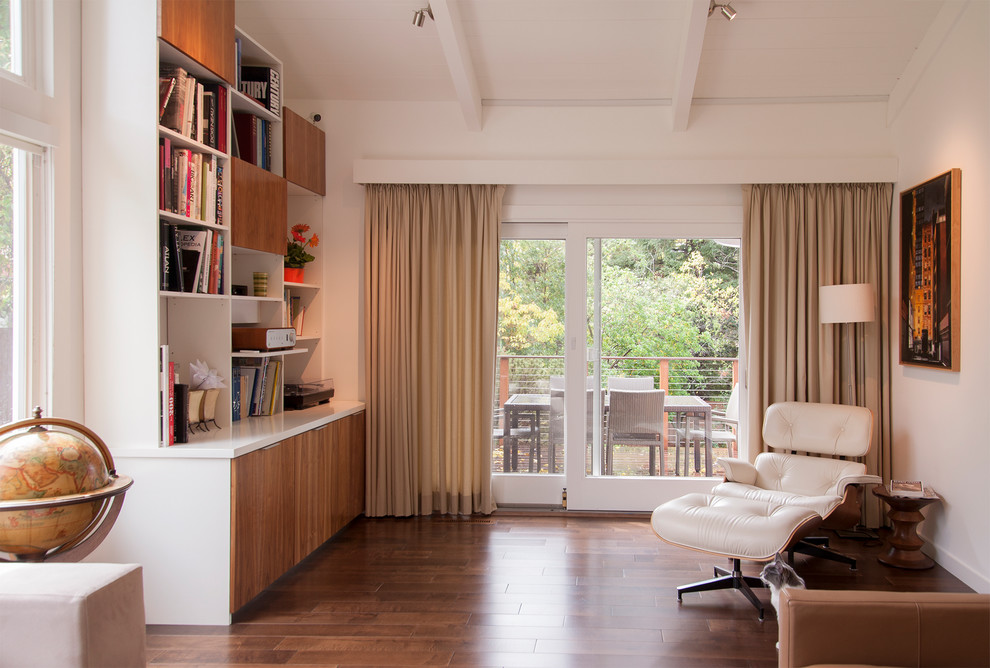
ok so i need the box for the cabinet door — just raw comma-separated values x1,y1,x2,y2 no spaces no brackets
283,107,326,195
230,441,295,612
338,412,366,526
294,425,333,561
159,0,236,85
231,157,287,254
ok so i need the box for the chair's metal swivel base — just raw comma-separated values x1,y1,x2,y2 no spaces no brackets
789,536,857,570
677,558,766,620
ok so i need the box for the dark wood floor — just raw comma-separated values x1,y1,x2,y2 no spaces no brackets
147,512,972,667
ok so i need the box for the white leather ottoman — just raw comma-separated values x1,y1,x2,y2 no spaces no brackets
651,493,821,619
0,563,145,667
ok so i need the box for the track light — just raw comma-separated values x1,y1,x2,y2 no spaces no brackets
708,0,737,20
413,5,434,27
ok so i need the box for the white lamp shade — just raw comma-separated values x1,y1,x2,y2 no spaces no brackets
820,283,875,324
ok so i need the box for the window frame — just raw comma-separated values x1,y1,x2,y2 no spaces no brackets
0,132,51,420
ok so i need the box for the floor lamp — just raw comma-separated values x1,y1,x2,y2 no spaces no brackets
820,283,879,538
820,283,875,405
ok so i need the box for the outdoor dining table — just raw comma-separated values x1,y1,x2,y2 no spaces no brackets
500,392,713,476
664,394,713,477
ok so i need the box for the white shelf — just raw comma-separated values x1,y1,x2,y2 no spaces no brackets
159,290,227,300
159,209,228,231
232,348,309,359
284,281,319,290
232,294,282,303
159,126,227,159
230,88,280,123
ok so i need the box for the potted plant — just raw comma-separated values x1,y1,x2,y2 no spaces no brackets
285,224,319,283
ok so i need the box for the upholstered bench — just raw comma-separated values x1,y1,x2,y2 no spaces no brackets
0,563,146,667
651,493,821,619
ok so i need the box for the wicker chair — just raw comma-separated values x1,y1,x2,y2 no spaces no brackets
605,389,666,475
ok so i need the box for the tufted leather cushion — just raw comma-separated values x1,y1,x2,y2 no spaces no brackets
651,493,821,561
763,402,872,457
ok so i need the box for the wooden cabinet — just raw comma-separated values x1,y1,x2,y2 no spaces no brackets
231,157,287,254
293,425,332,561
159,0,235,85
230,411,366,612
230,440,296,611
283,107,326,195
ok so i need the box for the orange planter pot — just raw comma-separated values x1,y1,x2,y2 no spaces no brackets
284,267,305,283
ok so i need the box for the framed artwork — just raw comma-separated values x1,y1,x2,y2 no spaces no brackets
898,168,961,371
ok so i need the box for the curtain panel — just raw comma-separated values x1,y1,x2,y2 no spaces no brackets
742,182,893,526
365,184,504,517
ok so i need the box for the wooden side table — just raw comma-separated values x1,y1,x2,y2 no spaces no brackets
872,485,940,569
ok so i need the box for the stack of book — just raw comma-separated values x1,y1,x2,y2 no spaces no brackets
232,358,282,417
232,113,273,171
159,138,224,225
160,223,225,294
160,63,228,152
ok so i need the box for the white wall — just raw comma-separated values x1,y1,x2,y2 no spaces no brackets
288,98,896,403
888,1,990,593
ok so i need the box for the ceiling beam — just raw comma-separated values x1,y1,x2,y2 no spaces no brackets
670,0,711,132
430,0,483,131
887,1,967,127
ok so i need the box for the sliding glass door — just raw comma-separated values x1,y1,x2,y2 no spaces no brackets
492,223,741,510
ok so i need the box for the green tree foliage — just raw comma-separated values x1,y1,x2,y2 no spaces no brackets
498,237,739,388
498,240,565,356
0,0,12,72
0,143,11,328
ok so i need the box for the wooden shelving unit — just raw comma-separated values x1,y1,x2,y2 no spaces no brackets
82,0,354,627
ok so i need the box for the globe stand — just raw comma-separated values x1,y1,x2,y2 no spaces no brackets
0,410,134,563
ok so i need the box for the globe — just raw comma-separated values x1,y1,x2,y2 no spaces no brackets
0,411,132,561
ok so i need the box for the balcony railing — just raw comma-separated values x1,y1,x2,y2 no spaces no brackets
492,355,739,476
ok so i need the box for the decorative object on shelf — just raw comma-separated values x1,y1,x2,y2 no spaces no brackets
284,267,304,283
899,168,961,371
284,379,334,410
0,408,133,562
188,359,226,431
285,224,319,282
252,271,268,297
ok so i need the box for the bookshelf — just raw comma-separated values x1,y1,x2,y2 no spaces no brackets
83,0,356,627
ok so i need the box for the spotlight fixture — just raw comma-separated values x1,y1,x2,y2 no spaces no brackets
412,5,434,27
708,0,737,20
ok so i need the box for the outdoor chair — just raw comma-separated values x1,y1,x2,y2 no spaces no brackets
493,409,539,472
688,382,739,459
606,376,653,391
605,389,666,475
549,388,603,474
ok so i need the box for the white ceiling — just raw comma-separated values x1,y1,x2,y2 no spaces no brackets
234,0,950,125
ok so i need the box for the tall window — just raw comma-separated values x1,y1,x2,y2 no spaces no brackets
0,135,48,423
0,0,24,80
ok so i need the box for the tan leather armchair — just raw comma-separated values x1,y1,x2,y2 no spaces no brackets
777,588,990,668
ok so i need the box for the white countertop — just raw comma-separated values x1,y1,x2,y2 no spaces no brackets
110,400,365,459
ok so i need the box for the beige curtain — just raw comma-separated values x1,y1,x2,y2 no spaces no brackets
365,184,504,517
742,183,892,526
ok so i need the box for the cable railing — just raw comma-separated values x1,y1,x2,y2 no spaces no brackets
495,355,738,413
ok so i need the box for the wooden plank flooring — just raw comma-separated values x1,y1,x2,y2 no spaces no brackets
147,512,972,667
